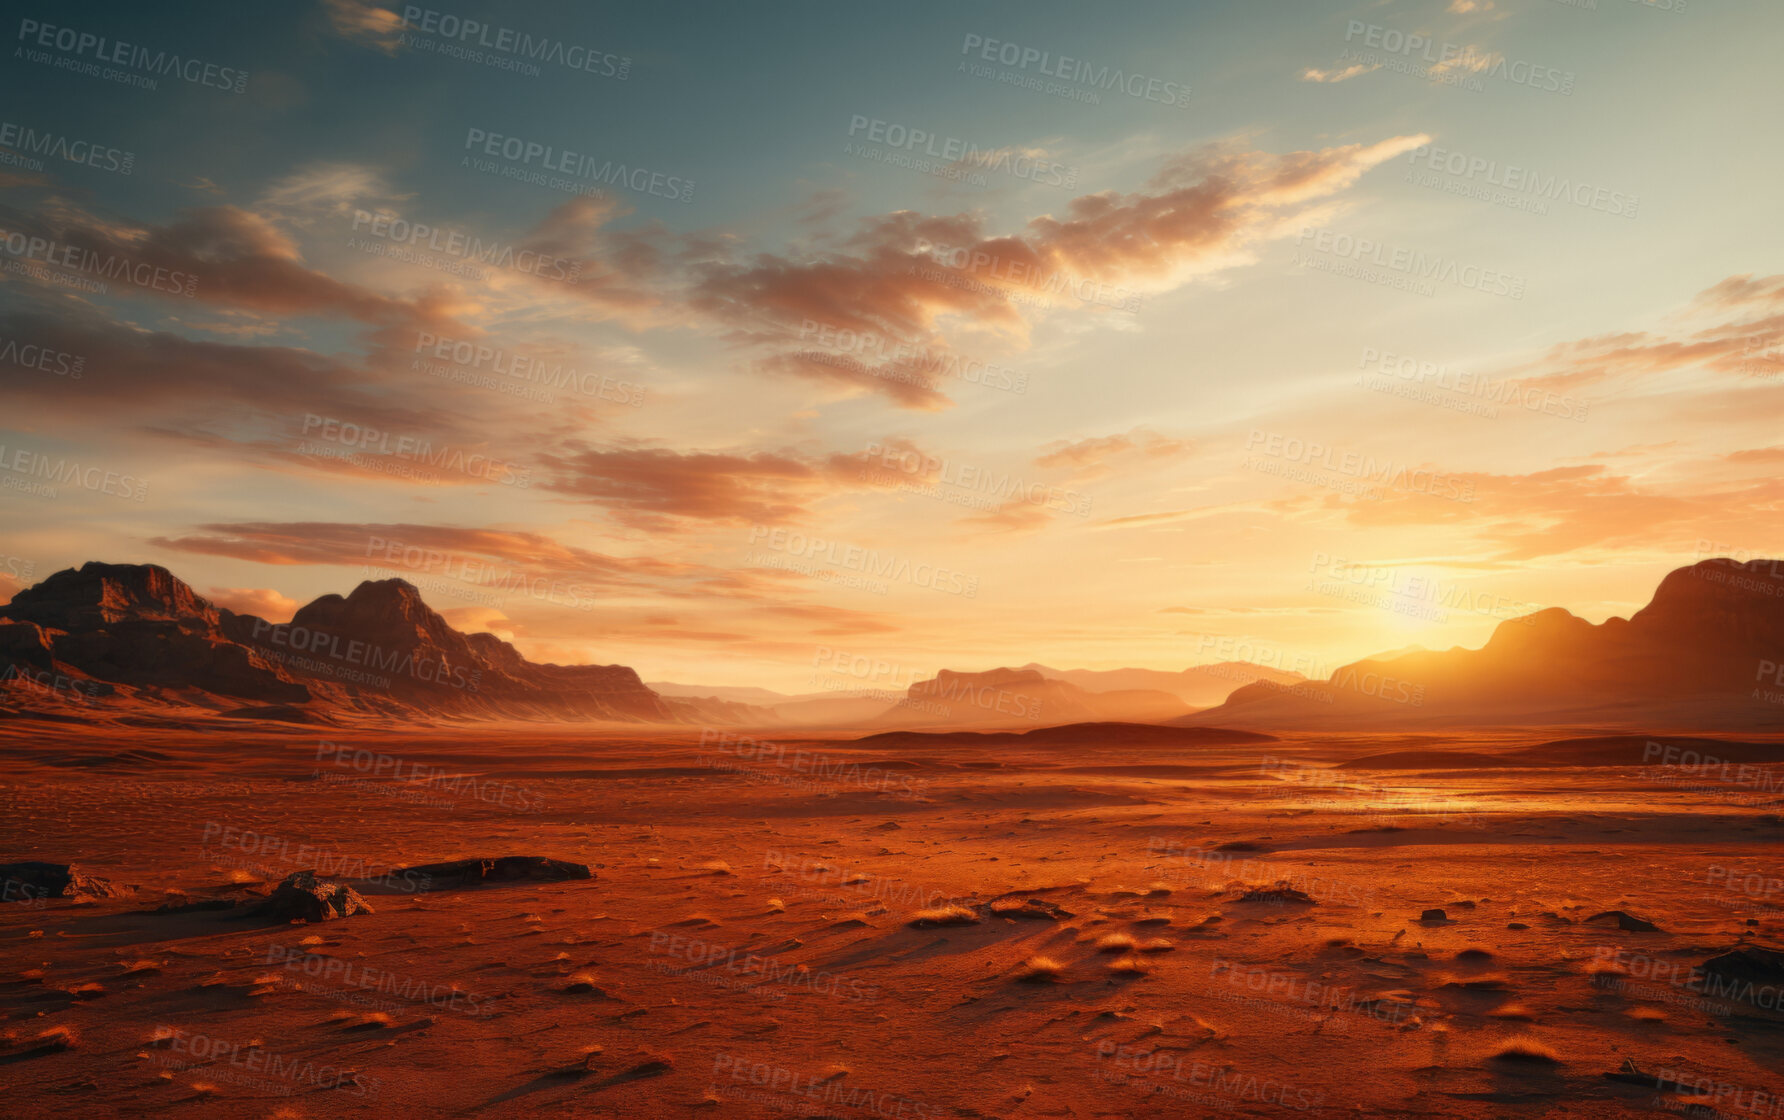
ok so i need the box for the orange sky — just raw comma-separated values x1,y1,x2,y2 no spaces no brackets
2,0,1780,691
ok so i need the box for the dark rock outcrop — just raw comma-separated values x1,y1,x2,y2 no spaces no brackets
1585,910,1661,932
1701,945,1784,983
1,562,309,704
0,562,728,724
258,871,374,921
392,856,593,889
0,860,129,901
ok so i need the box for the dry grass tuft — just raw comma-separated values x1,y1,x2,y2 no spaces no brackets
1018,956,1065,983
1489,1037,1561,1064
909,905,980,927
1095,933,1136,953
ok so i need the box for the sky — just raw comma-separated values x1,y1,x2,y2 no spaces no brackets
1,0,1780,693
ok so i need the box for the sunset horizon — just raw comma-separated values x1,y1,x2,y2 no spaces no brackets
3,0,1780,695
5,2,1782,1117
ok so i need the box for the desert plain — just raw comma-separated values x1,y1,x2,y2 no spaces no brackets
7,717,1784,1119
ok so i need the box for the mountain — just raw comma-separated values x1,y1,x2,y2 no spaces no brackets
1182,558,1784,731
647,682,909,728
1018,661,1308,709
0,562,754,726
648,681,796,705
866,667,1191,730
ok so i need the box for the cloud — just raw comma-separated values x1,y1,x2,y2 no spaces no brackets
956,503,1056,534
693,135,1428,407
437,606,516,639
1332,462,1782,563
206,586,300,621
0,196,456,333
536,443,912,531
1509,272,1784,391
320,0,405,54
1036,427,1195,478
0,304,471,462
152,521,693,588
507,195,668,321
1301,63,1380,83
258,162,409,220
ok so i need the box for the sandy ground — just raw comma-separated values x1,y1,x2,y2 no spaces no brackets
4,719,1784,1118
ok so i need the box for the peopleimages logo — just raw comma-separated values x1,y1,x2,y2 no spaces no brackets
246,617,484,693
350,211,581,281
1402,144,1638,219
0,442,148,501
15,18,249,93
747,525,980,598
299,414,531,488
412,333,645,407
0,228,198,296
1342,20,1575,95
462,127,693,202
399,7,630,79
846,115,1078,189
0,334,84,378
957,34,1191,108
0,120,133,174
1296,227,1525,300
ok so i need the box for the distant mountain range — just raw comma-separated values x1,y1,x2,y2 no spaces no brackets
650,659,1307,730
5,558,1779,732
1017,661,1307,708
1183,558,1784,731
0,563,754,726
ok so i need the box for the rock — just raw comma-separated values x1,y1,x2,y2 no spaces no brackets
1507,922,1530,930
0,861,129,901
393,856,593,889
1601,1058,1664,1088
985,897,1074,921
1236,883,1315,905
258,871,374,922
1420,908,1448,922
1585,910,1661,932
1701,946,1784,983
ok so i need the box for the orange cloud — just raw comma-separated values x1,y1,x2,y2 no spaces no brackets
206,586,300,621
536,442,918,531
1036,427,1195,478
693,135,1428,407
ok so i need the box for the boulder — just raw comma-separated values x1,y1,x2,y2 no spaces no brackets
0,860,129,901
1235,883,1314,905
1701,945,1784,983
259,871,374,921
1585,909,1661,932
